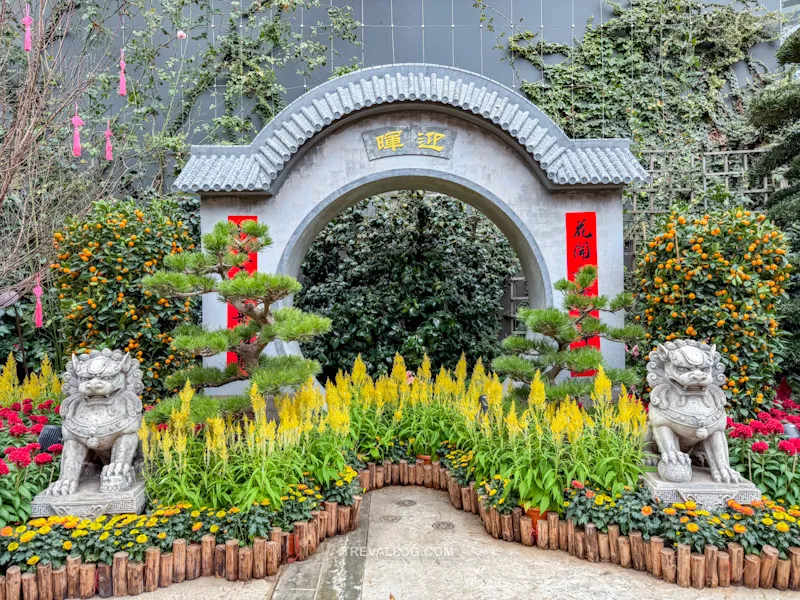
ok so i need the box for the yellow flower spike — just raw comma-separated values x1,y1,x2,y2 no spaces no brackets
351,355,369,387
528,371,546,411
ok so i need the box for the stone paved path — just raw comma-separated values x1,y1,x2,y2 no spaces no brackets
272,487,782,600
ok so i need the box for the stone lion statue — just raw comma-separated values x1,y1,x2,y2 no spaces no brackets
646,339,740,484
48,349,143,495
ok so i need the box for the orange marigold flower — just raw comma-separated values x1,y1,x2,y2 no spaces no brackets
733,524,747,534
663,508,677,516
0,526,12,537
641,506,653,517
680,516,689,524
585,490,595,499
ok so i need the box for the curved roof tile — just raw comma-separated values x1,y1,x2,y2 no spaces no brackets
173,64,649,194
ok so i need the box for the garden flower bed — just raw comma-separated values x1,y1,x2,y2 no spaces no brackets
0,355,798,598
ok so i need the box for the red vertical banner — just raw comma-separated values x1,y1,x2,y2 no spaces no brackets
566,212,599,376
226,216,258,365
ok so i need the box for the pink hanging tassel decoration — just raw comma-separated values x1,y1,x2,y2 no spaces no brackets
71,104,83,157
32,275,43,328
118,48,127,96
21,4,33,52
104,120,113,160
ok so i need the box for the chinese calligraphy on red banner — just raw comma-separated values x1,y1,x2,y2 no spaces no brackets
566,212,599,376
226,215,258,365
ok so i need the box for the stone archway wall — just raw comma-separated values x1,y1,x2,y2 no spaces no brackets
173,65,648,395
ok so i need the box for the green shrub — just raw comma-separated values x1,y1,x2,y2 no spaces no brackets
52,197,197,402
296,192,519,379
636,204,792,418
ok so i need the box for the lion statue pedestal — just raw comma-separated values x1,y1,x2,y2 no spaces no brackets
31,350,147,518
642,340,760,511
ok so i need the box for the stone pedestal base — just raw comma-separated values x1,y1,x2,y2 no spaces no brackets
31,475,146,518
642,468,761,511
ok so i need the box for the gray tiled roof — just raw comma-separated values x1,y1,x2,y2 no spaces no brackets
173,64,649,193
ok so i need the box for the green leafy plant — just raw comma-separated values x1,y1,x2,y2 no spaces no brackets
492,265,644,401
297,192,519,379
143,219,330,394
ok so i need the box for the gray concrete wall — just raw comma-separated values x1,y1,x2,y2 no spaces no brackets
271,0,783,105
200,107,626,394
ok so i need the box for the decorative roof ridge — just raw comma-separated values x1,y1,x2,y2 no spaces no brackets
174,64,649,193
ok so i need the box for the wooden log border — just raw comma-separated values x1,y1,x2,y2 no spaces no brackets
4,475,799,598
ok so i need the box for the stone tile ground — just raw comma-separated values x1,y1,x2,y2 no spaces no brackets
150,487,782,600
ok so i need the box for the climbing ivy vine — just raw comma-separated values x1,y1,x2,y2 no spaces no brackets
501,0,780,152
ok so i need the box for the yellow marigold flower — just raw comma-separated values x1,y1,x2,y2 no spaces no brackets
215,511,226,519
95,516,107,523
673,503,686,510
63,541,72,551
720,513,730,520
15,526,26,534
684,501,697,510
686,523,699,533
8,542,19,552
27,556,40,566
37,526,51,535
19,532,35,544
157,532,167,540
489,489,497,496
776,522,790,533
298,496,307,503
136,535,148,544
190,511,200,518
335,480,344,487
762,518,775,526
280,496,289,502
229,507,240,514
210,525,219,533
260,499,270,506
99,532,110,541
28,519,46,528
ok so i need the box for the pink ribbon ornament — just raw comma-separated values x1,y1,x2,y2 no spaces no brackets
32,275,43,328
21,5,33,52
104,120,113,161
119,48,127,96
70,104,83,157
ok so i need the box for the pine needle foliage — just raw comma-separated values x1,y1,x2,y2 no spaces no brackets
748,28,800,385
143,220,331,394
492,265,644,402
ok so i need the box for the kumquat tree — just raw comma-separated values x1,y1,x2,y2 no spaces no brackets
636,204,792,418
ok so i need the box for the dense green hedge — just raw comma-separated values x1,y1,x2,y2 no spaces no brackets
296,192,519,379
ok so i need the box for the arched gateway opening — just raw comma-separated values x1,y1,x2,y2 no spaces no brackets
173,64,649,395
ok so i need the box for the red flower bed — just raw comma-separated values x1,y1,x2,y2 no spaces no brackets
728,396,800,504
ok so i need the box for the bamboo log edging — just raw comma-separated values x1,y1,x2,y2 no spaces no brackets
5,472,799,598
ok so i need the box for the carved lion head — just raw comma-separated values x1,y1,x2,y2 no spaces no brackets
63,349,144,405
646,339,726,392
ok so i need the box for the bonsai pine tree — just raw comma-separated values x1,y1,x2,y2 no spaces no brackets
491,265,644,402
142,219,331,395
